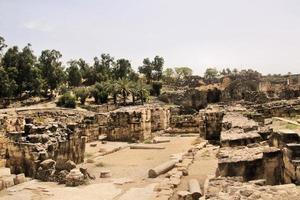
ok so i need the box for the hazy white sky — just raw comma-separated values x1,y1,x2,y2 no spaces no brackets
1,0,300,75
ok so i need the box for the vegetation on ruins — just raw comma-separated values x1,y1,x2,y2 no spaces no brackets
56,92,76,108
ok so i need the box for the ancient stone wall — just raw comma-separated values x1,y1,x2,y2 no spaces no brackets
159,89,208,112
150,106,170,132
4,122,86,178
199,108,224,141
103,107,152,142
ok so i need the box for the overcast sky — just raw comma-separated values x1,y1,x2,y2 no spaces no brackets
1,0,300,75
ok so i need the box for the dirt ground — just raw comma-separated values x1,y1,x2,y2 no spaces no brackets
0,136,218,200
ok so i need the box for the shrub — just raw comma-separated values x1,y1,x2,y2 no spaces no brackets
57,92,76,108
74,87,90,105
90,83,108,104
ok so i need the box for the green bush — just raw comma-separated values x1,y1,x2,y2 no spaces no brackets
74,87,90,105
90,83,108,104
57,92,76,108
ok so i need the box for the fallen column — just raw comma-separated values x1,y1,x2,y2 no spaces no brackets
188,179,202,199
153,137,171,143
148,160,177,178
130,145,165,150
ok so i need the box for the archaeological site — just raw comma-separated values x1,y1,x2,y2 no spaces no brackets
1,1,300,199
1,66,300,200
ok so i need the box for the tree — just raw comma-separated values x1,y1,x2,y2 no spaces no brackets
93,54,114,83
138,58,152,84
2,44,40,96
38,49,66,96
204,68,218,79
67,60,82,87
152,56,164,81
0,36,7,54
163,68,175,84
139,56,164,83
104,80,119,104
131,80,149,105
0,67,16,98
112,58,132,80
90,82,109,104
116,78,132,105
74,87,89,105
175,67,193,79
18,44,41,95
78,58,94,86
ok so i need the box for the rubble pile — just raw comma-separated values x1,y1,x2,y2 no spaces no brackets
205,176,300,200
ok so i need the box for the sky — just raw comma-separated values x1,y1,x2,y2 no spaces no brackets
1,0,300,76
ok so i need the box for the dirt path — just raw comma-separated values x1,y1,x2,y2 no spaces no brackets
170,144,218,199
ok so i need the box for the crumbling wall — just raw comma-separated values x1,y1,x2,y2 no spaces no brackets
4,122,86,178
199,108,224,142
150,106,170,132
159,89,207,112
104,107,152,142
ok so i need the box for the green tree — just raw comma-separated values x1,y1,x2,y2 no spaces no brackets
130,80,149,105
0,36,7,54
204,68,218,79
78,58,94,85
112,58,132,80
152,56,164,81
175,67,193,79
0,67,16,98
90,82,109,104
116,78,131,105
138,58,152,84
104,80,119,104
67,60,82,87
38,49,66,96
18,44,41,95
74,87,89,105
138,56,164,83
93,54,114,83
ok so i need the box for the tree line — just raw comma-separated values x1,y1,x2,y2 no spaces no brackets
0,36,172,107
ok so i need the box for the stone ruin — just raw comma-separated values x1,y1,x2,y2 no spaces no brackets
5,118,86,182
205,176,300,200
